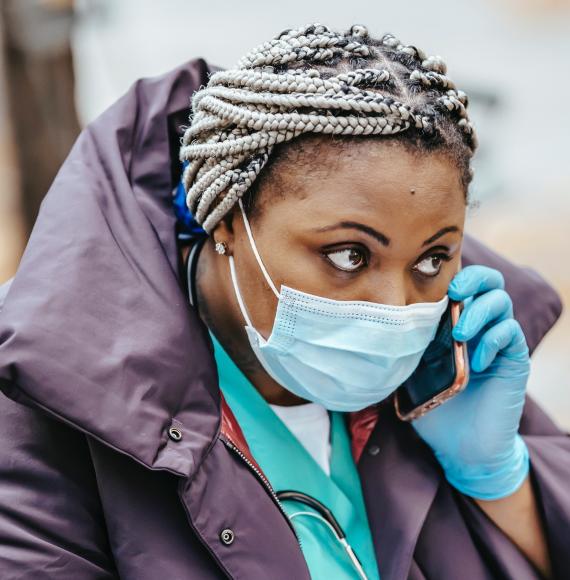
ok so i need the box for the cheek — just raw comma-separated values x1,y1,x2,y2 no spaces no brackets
231,233,280,335
250,225,327,296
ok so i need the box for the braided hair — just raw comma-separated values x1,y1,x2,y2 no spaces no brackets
179,23,477,234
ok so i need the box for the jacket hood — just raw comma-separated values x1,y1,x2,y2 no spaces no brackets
0,59,563,479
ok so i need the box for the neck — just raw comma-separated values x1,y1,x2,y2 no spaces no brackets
183,241,307,406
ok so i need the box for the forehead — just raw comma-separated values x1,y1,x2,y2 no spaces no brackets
259,139,466,242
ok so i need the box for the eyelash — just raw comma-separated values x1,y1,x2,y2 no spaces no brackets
323,246,452,277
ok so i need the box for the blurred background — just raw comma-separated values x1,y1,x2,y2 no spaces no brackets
0,0,569,426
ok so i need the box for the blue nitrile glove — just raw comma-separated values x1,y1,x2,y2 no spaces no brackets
412,265,530,500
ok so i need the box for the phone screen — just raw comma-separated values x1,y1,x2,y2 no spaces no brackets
395,302,458,416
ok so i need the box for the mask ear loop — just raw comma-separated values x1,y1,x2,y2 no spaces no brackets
227,199,281,330
238,198,280,299
228,255,255,329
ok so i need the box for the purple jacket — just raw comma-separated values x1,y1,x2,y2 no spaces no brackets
0,59,568,580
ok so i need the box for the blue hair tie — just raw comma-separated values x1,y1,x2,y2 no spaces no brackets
172,161,207,242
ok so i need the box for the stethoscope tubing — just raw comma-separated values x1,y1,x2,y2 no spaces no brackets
276,490,369,580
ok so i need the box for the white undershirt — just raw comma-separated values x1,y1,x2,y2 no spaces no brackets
269,402,332,476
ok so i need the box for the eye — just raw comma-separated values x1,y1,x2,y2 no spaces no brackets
324,247,368,272
413,254,449,277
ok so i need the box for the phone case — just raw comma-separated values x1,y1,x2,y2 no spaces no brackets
394,301,469,422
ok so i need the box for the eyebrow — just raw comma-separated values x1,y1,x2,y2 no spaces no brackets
313,222,461,247
421,226,461,246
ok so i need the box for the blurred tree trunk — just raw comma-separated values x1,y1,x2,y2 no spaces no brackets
1,0,80,235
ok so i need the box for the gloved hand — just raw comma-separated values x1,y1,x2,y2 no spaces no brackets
412,265,530,500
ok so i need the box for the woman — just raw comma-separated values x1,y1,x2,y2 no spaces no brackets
0,24,568,580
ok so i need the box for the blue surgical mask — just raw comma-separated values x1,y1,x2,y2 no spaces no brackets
229,199,449,412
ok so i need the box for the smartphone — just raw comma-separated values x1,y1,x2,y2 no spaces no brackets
394,300,469,422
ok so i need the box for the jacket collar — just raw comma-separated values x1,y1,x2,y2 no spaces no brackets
0,59,222,479
0,59,563,483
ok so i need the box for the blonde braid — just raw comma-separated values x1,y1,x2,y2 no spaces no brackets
179,23,477,233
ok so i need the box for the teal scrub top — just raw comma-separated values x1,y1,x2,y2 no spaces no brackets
210,331,380,580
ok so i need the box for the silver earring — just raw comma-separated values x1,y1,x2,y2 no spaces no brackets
215,241,227,255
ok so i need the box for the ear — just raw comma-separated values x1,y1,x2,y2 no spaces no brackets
212,210,237,256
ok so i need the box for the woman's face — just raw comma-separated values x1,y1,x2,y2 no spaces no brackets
218,140,467,339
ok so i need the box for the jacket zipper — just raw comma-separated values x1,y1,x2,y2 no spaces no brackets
221,437,302,549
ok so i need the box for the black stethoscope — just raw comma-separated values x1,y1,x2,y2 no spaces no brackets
276,490,369,580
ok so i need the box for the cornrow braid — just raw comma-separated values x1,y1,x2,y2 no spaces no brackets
179,23,477,234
